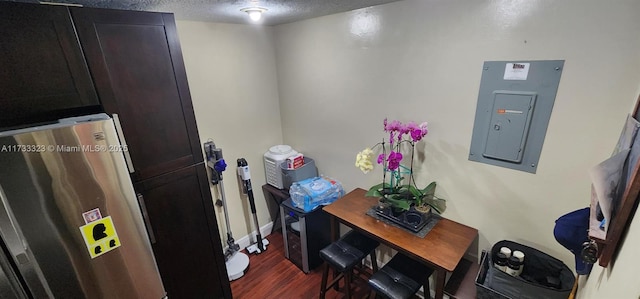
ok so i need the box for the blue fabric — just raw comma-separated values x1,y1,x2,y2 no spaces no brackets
553,207,593,275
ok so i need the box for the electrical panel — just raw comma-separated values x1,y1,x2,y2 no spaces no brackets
483,91,537,163
469,60,564,173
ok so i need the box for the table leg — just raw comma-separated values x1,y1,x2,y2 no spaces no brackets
271,206,281,234
262,185,286,234
434,269,446,299
328,216,340,290
329,215,339,242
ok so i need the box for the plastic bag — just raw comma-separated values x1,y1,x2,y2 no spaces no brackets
289,176,344,212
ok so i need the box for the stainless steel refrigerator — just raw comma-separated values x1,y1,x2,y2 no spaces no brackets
0,114,166,298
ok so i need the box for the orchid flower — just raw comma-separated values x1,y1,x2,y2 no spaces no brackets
358,119,428,188
355,148,375,173
356,118,443,214
387,151,403,171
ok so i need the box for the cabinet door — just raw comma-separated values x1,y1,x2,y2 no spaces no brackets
0,2,99,129
135,164,231,299
71,8,203,180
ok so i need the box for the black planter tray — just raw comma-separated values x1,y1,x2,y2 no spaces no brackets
374,206,431,232
366,205,442,238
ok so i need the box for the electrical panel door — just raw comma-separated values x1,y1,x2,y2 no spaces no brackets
483,91,536,163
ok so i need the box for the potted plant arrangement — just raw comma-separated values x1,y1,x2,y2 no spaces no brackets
355,118,446,230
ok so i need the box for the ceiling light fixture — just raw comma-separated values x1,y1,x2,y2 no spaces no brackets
241,7,267,22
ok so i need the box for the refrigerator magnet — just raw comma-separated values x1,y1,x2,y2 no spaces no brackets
82,208,102,224
79,216,122,259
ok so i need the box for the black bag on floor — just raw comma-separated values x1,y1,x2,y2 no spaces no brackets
478,240,575,299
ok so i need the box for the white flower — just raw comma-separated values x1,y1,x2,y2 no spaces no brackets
355,147,374,174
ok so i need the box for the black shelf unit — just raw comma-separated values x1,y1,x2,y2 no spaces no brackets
280,199,331,273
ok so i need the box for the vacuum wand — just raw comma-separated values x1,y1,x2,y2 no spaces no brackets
204,141,238,258
204,140,250,281
237,158,266,253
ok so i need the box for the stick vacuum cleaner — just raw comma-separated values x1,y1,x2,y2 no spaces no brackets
237,158,269,254
204,141,249,281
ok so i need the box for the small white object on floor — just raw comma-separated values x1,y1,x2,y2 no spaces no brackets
246,238,270,254
226,252,249,281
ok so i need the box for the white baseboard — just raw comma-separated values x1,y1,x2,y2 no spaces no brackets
228,221,274,251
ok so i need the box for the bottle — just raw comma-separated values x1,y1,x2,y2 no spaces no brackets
512,250,525,263
494,252,508,272
505,256,523,277
500,247,512,258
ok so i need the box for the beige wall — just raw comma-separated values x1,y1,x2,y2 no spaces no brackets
176,21,283,242
273,0,640,297
176,0,640,296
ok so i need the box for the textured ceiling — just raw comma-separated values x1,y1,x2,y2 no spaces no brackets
8,0,404,26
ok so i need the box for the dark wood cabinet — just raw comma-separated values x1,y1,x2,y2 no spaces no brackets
0,2,100,129
69,7,232,299
1,3,231,298
71,8,203,181
135,164,230,299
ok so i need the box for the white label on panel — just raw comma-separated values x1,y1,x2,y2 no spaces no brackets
503,63,530,80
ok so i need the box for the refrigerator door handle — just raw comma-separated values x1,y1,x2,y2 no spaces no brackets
0,214,29,265
0,188,53,297
136,193,156,244
112,113,136,174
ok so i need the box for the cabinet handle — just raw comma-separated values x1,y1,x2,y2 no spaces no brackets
136,193,156,244
112,113,135,174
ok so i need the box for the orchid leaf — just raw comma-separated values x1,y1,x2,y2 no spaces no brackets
406,185,422,200
384,195,411,211
421,181,437,196
424,196,446,214
366,182,391,197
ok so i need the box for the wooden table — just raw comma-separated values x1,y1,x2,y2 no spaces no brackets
322,188,478,299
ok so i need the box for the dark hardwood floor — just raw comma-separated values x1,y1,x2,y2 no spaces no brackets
230,232,479,299
230,232,373,299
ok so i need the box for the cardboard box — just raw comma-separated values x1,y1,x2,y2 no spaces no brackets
286,153,304,169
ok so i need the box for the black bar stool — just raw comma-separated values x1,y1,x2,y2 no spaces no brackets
319,230,380,299
368,253,434,299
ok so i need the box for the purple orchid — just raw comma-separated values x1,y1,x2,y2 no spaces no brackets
355,118,436,213
387,151,403,171
384,119,402,132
